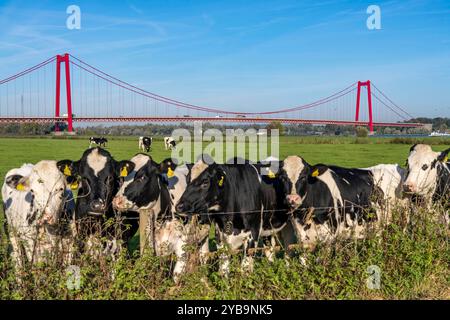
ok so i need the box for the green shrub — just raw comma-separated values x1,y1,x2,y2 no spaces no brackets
356,126,369,138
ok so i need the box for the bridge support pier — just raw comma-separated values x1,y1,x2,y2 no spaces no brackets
355,80,374,134
55,53,73,132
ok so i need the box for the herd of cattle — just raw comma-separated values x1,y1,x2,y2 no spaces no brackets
1,141,449,281
90,136,177,152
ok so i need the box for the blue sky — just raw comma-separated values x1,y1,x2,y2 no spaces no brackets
0,0,449,117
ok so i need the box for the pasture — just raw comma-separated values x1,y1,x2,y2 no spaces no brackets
0,136,449,299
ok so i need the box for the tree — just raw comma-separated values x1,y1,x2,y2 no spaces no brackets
355,126,368,138
266,121,285,136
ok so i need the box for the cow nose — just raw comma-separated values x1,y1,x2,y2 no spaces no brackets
403,183,415,193
91,199,105,212
39,209,56,225
176,202,187,213
175,203,184,212
112,196,123,210
286,194,301,207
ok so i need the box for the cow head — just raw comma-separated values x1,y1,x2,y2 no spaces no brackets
277,155,312,210
7,160,67,226
403,144,450,196
112,154,166,212
57,148,134,218
175,160,225,214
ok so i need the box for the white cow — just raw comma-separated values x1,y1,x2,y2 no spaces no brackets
2,161,75,272
403,144,450,201
403,144,449,224
164,137,176,150
363,164,408,224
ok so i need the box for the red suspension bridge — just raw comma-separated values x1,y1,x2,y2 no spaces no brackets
0,53,423,133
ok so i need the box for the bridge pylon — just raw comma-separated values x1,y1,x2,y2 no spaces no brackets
55,53,73,132
355,80,374,134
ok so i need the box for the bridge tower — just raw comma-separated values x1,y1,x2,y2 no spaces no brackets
55,53,73,132
355,80,373,134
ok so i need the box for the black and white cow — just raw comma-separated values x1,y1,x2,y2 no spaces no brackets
138,136,153,153
403,144,449,215
112,155,208,281
2,161,75,271
89,137,108,148
175,157,289,274
164,137,176,150
276,156,405,247
56,148,137,246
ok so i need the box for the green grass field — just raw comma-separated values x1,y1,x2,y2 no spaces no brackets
0,135,448,299
0,136,448,188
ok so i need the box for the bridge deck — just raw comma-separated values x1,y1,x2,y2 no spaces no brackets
0,116,424,128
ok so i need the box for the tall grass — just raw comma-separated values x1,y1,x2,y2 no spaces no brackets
1,205,448,300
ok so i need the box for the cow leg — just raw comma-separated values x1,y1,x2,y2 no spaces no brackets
173,237,187,283
279,220,297,251
9,236,24,272
216,229,230,277
289,215,304,244
121,213,139,244
263,235,277,262
199,238,210,265
241,237,254,273
103,238,123,260
217,243,230,277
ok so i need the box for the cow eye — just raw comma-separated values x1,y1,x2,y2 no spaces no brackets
200,179,209,189
421,164,429,171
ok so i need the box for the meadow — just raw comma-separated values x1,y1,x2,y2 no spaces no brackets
0,135,448,299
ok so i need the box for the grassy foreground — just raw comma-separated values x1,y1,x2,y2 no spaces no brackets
0,136,449,299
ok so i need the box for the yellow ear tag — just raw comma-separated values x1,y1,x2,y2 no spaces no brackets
218,176,224,187
444,156,448,163
167,167,175,178
16,183,25,191
70,181,79,190
311,169,319,177
63,165,72,176
267,169,276,179
120,167,128,177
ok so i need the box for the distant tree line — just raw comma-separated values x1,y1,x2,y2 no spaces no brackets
1,118,446,136
405,117,449,132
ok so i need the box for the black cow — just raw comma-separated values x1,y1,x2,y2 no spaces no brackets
277,156,383,247
57,148,137,243
175,158,289,274
111,155,209,281
138,136,153,153
89,136,108,148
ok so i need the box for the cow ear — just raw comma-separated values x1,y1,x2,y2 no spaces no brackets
116,161,135,177
215,168,226,187
159,158,177,177
409,144,418,153
6,174,30,191
438,148,450,163
310,165,327,177
57,160,78,177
